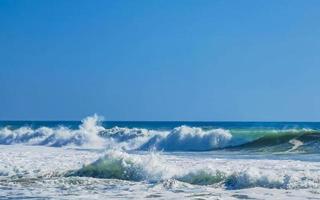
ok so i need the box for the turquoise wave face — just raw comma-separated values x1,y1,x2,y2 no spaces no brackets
227,129,320,153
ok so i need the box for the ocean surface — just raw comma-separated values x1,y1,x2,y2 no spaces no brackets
1,115,320,199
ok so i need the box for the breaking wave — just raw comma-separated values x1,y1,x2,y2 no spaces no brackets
1,115,320,153
0,117,233,151
69,150,320,190
0,114,105,148
139,126,232,151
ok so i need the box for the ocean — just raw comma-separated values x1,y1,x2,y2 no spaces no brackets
1,115,320,199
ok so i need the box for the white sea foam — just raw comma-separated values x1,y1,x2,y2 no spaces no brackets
1,116,320,199
1,145,320,199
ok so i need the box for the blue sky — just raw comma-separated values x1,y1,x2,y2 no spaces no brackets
1,0,320,121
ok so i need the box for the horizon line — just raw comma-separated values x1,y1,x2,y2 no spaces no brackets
1,119,320,123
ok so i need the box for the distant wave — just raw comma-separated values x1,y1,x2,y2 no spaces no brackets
1,115,320,153
68,150,320,189
0,116,233,151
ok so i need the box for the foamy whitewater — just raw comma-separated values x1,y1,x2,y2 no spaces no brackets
1,115,320,199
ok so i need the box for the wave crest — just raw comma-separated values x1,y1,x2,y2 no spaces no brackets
140,126,232,151
69,150,320,189
69,150,175,182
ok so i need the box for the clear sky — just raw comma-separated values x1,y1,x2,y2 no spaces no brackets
1,0,320,121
